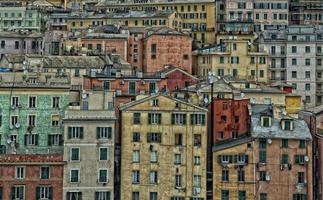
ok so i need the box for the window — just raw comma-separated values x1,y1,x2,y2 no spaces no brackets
148,113,162,124
175,175,182,187
172,113,186,125
74,69,80,77
25,134,38,146
259,70,264,78
98,169,108,183
103,81,110,90
100,148,108,161
220,56,224,64
15,167,25,179
149,82,157,94
238,191,246,200
0,41,5,48
297,172,305,184
150,171,158,184
12,186,24,200
150,151,158,163
262,117,270,127
132,192,139,200
147,132,161,143
190,114,205,125
305,96,311,103
133,113,141,124
48,134,62,146
282,139,288,148
221,190,229,200
233,43,237,51
95,191,110,200
40,166,50,179
259,171,267,181
259,150,267,163
250,57,255,64
271,46,276,55
96,127,112,139
222,170,229,181
299,140,305,148
129,82,136,95
292,71,297,78
295,155,306,164
15,41,19,49
133,132,140,142
70,148,80,161
238,169,245,182
11,96,19,107
96,44,102,51
259,57,266,64
29,96,36,108
280,153,289,164
175,134,183,146
193,175,201,187
260,193,267,200
133,150,140,162
150,192,158,200
36,186,52,200
51,115,60,127
293,194,307,200
67,192,82,200
305,59,311,66
28,115,36,127
151,44,157,54
88,44,93,50
70,169,80,183
305,71,311,78
194,134,201,147
194,156,200,165
52,97,60,108
291,59,297,66
292,46,297,53
305,46,311,53
231,57,239,64
132,170,140,184
305,83,311,91
68,127,84,139
174,154,181,164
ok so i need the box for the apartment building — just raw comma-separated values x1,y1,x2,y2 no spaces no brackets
213,137,255,200
0,154,63,200
0,72,70,154
193,35,269,83
119,94,208,200
251,104,313,200
289,0,323,25
63,91,116,200
258,25,323,107
0,3,49,32
0,32,44,58
96,0,216,45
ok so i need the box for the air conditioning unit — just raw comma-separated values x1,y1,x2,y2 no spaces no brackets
140,90,145,95
304,156,309,162
192,187,201,196
266,175,271,181
120,80,125,85
116,90,122,96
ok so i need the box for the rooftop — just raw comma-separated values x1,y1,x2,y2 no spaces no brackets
0,31,43,38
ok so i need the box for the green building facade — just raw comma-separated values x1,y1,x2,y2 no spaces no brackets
0,85,70,154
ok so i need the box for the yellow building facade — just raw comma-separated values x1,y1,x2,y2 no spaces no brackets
194,36,269,83
120,95,208,200
213,137,255,200
96,0,216,45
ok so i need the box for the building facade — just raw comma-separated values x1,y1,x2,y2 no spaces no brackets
63,90,116,200
0,72,70,154
120,95,208,200
0,154,63,200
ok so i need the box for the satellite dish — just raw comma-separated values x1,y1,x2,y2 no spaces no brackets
204,98,209,104
7,139,12,144
241,93,245,98
282,111,287,115
23,60,27,65
267,139,272,144
15,123,20,129
304,156,309,162
155,89,159,94
82,93,88,99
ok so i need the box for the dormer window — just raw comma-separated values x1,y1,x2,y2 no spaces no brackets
261,116,271,127
221,155,229,163
237,154,246,164
152,99,159,107
281,119,293,131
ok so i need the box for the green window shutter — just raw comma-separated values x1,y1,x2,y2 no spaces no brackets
35,135,39,146
233,155,238,163
190,114,194,124
24,135,27,146
66,193,70,200
96,127,100,139
106,192,110,200
158,114,161,124
229,155,233,163
183,114,186,125
202,114,205,125
11,187,15,200
68,127,72,139
108,127,112,139
147,133,151,142
19,187,23,199
59,135,63,146
78,192,82,200
295,155,300,164
148,113,151,124
171,114,175,124
80,127,84,139
95,192,99,200
48,135,52,146
245,155,249,163
48,187,53,200
158,133,162,143
218,155,222,163
36,187,40,199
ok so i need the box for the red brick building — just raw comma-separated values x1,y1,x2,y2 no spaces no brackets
0,154,63,200
143,28,192,74
209,98,250,144
128,28,145,71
